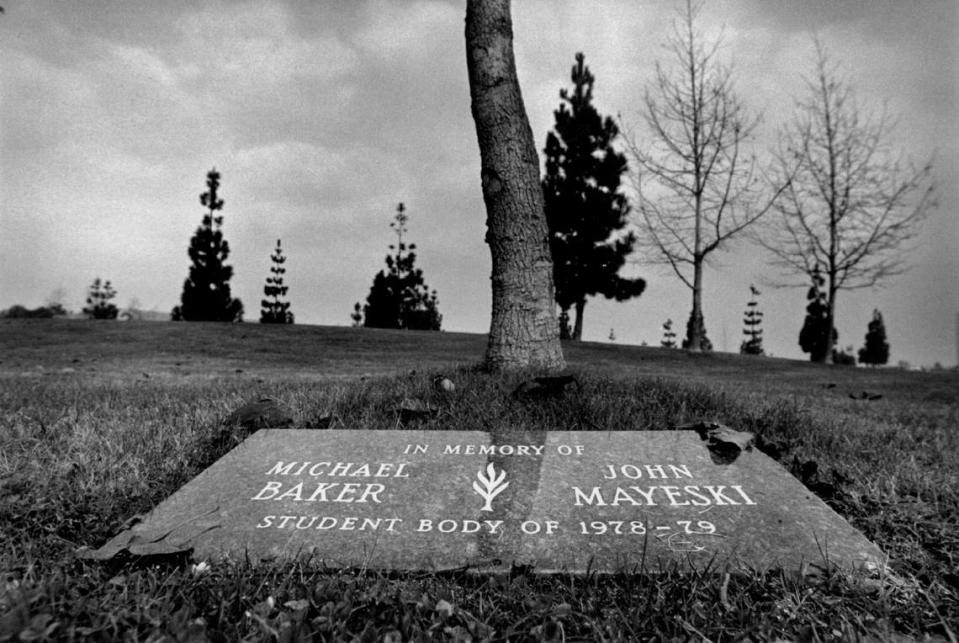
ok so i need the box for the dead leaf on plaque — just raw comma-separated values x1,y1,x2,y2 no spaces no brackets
679,421,754,464
77,507,221,564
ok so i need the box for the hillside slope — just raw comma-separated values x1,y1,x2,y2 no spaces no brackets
1,318,955,404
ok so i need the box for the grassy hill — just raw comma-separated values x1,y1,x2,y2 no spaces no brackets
0,319,956,640
2,318,954,403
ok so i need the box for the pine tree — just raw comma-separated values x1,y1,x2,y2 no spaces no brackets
260,239,293,324
799,266,836,362
543,52,645,340
740,285,764,355
858,309,890,366
172,168,243,322
83,277,118,320
350,303,363,327
356,203,442,331
661,318,677,348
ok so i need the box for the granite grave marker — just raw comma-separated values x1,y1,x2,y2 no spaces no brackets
85,429,884,573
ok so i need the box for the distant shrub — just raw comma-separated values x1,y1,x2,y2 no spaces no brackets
832,346,857,366
1,304,65,318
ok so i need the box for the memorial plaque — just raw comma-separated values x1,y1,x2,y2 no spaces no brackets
88,429,884,573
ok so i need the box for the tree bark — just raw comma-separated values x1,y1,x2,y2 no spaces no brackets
465,0,565,372
824,282,838,365
688,256,705,351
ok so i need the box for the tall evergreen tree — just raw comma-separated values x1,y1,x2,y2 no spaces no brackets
740,285,764,355
799,267,836,362
354,203,441,331
83,277,118,320
172,168,243,322
543,52,645,340
260,239,293,324
661,318,677,349
350,303,363,327
858,309,890,366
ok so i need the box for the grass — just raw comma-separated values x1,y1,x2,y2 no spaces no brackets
1,319,957,640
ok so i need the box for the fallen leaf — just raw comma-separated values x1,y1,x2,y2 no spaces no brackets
680,421,754,464
396,398,438,423
433,376,456,393
283,599,310,612
435,599,454,618
224,397,294,429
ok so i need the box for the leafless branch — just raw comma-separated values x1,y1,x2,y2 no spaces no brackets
625,0,776,313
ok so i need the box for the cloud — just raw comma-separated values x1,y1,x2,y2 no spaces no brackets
0,51,100,154
352,0,460,61
175,3,358,81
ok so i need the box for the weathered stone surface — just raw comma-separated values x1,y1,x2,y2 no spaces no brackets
85,430,884,573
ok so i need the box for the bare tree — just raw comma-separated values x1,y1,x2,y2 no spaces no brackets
763,42,935,363
465,0,565,371
628,0,777,351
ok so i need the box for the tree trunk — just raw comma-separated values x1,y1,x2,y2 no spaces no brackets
558,308,571,340
572,299,586,341
687,258,706,351
465,0,565,372
824,285,838,365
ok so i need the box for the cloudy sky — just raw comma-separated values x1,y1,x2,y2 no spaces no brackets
2,1,956,366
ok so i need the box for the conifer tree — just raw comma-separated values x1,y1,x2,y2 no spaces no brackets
543,52,645,340
799,267,836,362
260,239,293,324
740,285,764,355
83,277,118,320
355,203,441,331
858,309,890,366
350,303,363,327
172,168,243,322
661,318,677,348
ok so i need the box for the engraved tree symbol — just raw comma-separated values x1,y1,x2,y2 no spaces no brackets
472,463,509,512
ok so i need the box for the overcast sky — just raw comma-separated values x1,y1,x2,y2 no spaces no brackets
2,1,957,366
